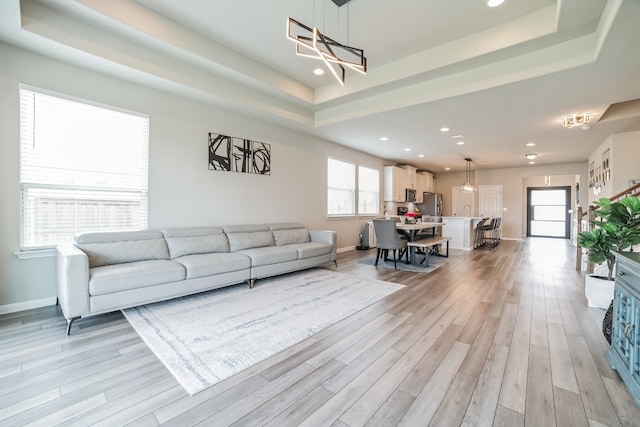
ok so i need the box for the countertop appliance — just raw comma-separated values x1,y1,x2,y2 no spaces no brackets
418,192,442,216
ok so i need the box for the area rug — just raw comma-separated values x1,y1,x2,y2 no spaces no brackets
122,269,404,395
359,253,448,273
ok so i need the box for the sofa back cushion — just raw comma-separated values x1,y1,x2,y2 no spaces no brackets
222,224,274,252
75,230,169,268
269,223,310,246
162,227,229,259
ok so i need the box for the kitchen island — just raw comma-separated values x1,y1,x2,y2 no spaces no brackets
441,216,485,250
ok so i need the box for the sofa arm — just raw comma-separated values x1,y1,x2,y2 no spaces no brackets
310,230,337,262
56,244,90,320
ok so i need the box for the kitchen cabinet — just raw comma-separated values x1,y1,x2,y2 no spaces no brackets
384,166,407,202
419,172,434,193
415,171,433,203
608,251,640,407
415,173,426,203
402,165,417,190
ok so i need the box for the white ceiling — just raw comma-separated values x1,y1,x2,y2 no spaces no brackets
1,0,640,173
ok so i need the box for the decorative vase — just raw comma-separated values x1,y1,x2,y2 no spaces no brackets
603,299,614,345
585,274,615,309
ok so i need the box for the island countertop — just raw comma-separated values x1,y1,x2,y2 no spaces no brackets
441,216,485,220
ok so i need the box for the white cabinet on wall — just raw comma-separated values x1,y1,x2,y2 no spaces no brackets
415,171,433,203
384,166,408,202
423,172,434,193
402,165,417,190
415,173,426,203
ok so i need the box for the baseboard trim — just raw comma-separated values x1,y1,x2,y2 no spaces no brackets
0,297,57,315
338,246,356,253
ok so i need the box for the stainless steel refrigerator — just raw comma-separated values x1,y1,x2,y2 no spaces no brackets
418,192,443,217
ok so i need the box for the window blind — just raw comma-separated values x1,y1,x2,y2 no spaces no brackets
19,87,149,249
358,166,380,215
327,158,355,216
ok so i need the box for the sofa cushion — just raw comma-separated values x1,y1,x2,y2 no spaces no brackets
227,231,274,252
237,246,298,266
272,228,310,246
89,260,185,296
285,242,332,259
174,253,251,279
76,230,169,268
162,227,229,258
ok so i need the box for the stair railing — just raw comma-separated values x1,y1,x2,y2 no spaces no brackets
576,182,640,273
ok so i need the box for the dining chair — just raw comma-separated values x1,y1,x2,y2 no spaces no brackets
373,219,409,268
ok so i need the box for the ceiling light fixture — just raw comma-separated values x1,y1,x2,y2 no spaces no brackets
440,127,450,132
562,113,591,128
526,142,536,146
457,141,465,145
313,68,325,75
462,158,475,192
287,1,366,86
379,137,388,141
487,0,505,7
525,154,537,160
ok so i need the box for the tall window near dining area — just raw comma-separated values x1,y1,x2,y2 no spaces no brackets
19,86,149,249
327,158,380,217
358,166,380,215
327,158,356,216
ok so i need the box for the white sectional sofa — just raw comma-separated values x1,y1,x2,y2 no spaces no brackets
56,222,336,334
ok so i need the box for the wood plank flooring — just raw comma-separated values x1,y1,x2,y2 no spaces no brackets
2,237,640,426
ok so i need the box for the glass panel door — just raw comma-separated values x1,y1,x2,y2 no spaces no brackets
526,186,570,238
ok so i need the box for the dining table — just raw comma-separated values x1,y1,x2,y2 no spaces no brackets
395,221,445,241
395,221,446,265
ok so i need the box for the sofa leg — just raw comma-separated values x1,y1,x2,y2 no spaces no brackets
66,316,80,336
247,278,256,289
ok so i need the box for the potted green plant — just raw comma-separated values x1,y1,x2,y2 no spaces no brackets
578,195,640,343
578,196,640,337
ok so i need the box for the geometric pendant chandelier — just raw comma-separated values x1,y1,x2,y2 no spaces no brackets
286,16,367,86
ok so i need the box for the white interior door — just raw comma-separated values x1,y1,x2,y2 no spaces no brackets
478,185,503,218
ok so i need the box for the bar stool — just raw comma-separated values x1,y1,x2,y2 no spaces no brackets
474,218,491,248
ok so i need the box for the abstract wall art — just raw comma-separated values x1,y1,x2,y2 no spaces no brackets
208,132,271,175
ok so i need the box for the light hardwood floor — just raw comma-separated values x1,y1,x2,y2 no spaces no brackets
2,238,640,426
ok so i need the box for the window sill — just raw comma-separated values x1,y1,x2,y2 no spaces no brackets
15,248,56,259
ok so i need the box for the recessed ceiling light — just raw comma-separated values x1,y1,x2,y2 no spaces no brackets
487,0,505,7
418,154,424,158
525,154,537,160
529,161,535,165
404,148,411,152
457,141,465,145
526,142,536,147
440,127,450,132
445,167,451,171
451,134,464,139
379,137,388,141
313,68,325,75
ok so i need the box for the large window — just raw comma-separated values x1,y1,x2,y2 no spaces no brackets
327,158,380,217
358,166,380,215
19,87,149,249
327,158,355,216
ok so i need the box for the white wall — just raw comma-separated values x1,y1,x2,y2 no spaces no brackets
0,42,383,311
587,130,640,204
435,163,588,240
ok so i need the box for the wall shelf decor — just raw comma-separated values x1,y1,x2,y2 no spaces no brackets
208,132,271,175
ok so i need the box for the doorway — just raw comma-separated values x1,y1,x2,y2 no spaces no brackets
526,186,571,238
